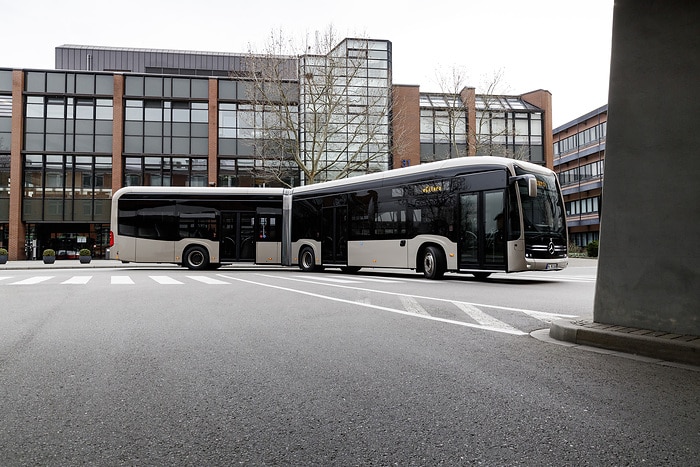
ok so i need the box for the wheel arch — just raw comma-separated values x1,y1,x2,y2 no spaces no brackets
180,242,216,269
293,241,320,266
415,241,445,273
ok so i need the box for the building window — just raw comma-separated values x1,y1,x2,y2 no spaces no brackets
554,121,607,157
419,95,468,163
22,155,112,222
124,99,208,156
124,156,208,187
558,160,605,186
24,96,113,153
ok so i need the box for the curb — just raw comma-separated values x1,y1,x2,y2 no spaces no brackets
549,319,700,367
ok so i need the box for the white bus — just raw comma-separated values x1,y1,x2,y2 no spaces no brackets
289,157,568,279
109,186,285,270
109,157,568,278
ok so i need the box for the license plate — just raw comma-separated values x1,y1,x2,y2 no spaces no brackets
546,263,558,270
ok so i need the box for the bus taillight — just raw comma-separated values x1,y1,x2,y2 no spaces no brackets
109,231,114,247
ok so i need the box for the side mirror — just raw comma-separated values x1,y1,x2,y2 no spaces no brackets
510,174,537,197
526,175,537,198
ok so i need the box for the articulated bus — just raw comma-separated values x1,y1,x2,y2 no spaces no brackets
109,157,567,278
289,156,568,279
109,186,284,269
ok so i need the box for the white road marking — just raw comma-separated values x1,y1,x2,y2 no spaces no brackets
10,276,54,285
111,275,134,285
62,276,92,285
353,277,406,283
252,273,578,320
453,302,523,334
293,275,361,284
219,273,527,336
0,276,13,282
186,275,229,284
399,295,431,316
509,273,596,283
150,275,183,285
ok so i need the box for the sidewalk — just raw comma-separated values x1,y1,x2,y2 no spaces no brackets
0,259,289,270
541,319,700,368
0,259,163,270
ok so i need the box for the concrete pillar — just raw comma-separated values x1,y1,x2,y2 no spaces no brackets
594,0,700,335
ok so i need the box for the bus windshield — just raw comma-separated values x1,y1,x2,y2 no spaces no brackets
518,170,567,239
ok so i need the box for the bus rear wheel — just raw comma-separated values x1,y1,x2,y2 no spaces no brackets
422,246,446,280
299,247,316,272
183,246,209,270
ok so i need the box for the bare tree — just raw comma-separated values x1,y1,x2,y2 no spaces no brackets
433,66,529,161
241,27,398,186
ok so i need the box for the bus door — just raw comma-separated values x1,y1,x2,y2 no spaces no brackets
321,205,348,264
220,211,256,262
255,208,282,264
459,190,506,270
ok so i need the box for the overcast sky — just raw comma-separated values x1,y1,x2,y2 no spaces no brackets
1,0,613,127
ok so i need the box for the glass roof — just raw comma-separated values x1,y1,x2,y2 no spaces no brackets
474,95,539,111
419,93,462,108
419,92,540,112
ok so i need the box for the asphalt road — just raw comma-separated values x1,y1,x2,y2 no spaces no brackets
1,261,698,465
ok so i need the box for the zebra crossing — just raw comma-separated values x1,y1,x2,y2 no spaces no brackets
0,271,580,335
0,272,410,287
0,271,593,286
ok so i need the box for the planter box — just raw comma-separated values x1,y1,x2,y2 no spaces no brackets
79,255,92,264
0,255,7,264
43,256,56,264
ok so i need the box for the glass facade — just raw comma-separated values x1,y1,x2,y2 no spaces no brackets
474,96,544,163
23,154,112,222
0,70,11,227
22,72,114,224
419,93,545,164
298,39,392,182
419,93,468,162
124,156,208,187
123,76,209,188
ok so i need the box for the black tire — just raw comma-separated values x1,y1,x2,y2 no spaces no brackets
183,245,209,270
422,246,446,280
472,272,492,280
299,247,316,272
340,266,361,274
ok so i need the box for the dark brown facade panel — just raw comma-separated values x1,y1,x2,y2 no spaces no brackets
9,70,24,260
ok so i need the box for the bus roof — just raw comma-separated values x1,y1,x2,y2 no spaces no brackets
112,186,287,199
292,156,551,195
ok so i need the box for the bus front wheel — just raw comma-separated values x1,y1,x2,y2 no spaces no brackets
299,247,316,272
183,246,209,270
422,246,446,280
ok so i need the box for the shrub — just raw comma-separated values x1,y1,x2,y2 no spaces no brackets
0,248,7,256
43,248,56,257
79,248,92,256
587,240,599,258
